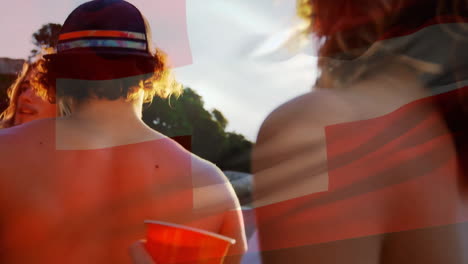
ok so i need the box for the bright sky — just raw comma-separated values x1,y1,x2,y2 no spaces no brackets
0,0,317,141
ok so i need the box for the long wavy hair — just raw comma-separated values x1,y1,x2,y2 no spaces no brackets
0,59,49,128
0,48,67,128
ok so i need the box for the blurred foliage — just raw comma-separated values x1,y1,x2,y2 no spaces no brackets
212,109,228,129
143,87,252,173
30,23,62,60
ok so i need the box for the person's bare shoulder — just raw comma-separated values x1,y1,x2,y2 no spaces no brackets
190,154,239,211
252,90,352,206
190,155,248,256
0,119,54,160
258,89,351,144
0,119,56,200
255,89,347,166
152,138,239,211
0,127,16,165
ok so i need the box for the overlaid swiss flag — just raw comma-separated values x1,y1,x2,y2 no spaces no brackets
253,13,468,259
131,0,192,67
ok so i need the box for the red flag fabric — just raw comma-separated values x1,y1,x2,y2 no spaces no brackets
257,85,468,250
253,15,468,263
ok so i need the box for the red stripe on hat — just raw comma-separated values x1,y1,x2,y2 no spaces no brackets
59,30,146,41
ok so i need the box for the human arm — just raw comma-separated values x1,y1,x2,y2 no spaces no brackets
191,158,247,264
129,156,247,264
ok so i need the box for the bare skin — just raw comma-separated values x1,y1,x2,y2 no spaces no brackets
252,68,468,263
0,91,246,264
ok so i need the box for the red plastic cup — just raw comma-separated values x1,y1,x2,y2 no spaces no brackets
144,220,236,264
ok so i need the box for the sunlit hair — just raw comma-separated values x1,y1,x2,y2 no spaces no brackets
297,0,467,88
0,53,51,128
38,48,182,106
136,49,183,102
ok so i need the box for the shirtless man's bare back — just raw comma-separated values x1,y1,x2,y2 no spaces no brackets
0,118,245,264
0,1,246,263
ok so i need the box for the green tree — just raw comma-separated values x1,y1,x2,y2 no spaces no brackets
142,87,252,172
212,109,228,130
219,132,252,172
30,23,62,60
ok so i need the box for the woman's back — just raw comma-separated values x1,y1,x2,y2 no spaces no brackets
253,68,468,263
